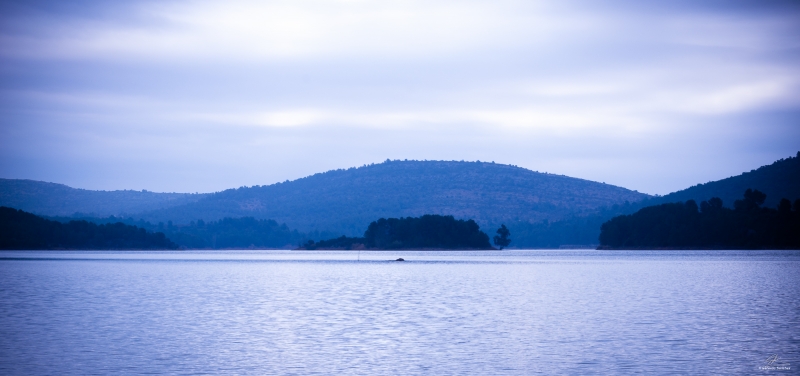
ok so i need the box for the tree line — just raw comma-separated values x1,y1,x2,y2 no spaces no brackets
599,189,800,249
0,207,177,249
365,215,492,249
158,217,308,249
301,214,501,250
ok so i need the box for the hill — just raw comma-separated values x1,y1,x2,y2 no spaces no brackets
506,152,800,248
0,179,208,217
657,152,800,209
598,190,800,249
139,160,650,235
153,217,306,249
3,153,797,248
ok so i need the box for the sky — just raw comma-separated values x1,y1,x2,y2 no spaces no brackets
1,0,799,195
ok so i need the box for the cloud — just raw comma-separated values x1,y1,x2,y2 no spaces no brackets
1,0,561,61
1,0,799,194
664,79,799,114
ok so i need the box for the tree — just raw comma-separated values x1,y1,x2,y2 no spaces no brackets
778,198,792,214
598,189,800,249
700,197,723,214
494,224,511,249
734,188,766,211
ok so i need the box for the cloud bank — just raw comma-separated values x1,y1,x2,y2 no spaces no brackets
1,0,799,194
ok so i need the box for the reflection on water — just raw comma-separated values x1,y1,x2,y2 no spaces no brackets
1,250,798,375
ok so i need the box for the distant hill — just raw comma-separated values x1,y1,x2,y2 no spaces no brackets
0,179,209,217
657,152,800,209
3,154,798,248
140,160,650,235
507,152,800,248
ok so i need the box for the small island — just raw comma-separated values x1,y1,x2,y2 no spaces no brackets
299,214,503,250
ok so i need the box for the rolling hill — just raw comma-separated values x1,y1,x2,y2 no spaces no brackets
4,153,797,247
0,179,208,217
657,152,800,208
139,160,650,235
510,151,800,248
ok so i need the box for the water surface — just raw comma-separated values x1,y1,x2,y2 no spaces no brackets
1,250,798,375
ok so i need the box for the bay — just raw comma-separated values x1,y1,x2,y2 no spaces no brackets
1,250,798,375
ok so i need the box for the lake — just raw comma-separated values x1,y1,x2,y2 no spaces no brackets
1,250,798,375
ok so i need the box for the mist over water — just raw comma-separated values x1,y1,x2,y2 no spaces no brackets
1,250,798,375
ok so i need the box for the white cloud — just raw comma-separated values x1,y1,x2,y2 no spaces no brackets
2,0,799,194
253,110,326,127
2,0,566,61
675,79,799,114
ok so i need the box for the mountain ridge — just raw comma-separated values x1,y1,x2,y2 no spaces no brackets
506,152,800,247
0,179,209,217
657,152,800,209
3,153,797,246
137,160,650,234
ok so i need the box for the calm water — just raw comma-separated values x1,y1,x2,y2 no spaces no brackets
1,250,798,375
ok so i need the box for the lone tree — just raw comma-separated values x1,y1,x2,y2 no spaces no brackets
494,224,511,250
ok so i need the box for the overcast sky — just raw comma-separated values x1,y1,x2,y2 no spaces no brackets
1,0,799,195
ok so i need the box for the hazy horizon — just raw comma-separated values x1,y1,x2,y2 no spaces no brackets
6,158,661,195
2,0,799,195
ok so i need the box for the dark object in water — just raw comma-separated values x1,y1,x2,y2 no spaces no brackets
395,258,405,261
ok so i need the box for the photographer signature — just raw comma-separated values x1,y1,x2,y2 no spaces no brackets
760,354,790,371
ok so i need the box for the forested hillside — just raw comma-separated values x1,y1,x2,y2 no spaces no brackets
509,152,800,248
5,154,797,249
598,190,800,249
140,160,649,235
0,179,208,217
45,215,319,249
658,152,800,209
151,217,307,249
